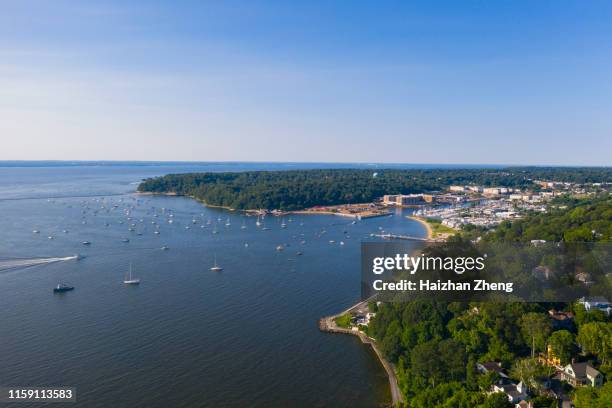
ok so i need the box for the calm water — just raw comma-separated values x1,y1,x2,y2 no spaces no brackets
0,164,425,407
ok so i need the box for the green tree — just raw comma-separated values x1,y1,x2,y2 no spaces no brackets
520,312,552,358
510,357,541,392
573,381,612,408
481,392,513,408
574,303,608,326
411,340,442,387
576,322,611,365
548,330,576,365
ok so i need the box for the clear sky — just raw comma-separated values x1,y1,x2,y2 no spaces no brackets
1,1,611,165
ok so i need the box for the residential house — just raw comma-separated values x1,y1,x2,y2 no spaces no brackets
560,362,603,387
492,381,528,404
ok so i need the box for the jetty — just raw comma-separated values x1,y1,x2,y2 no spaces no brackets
371,232,440,242
319,298,404,407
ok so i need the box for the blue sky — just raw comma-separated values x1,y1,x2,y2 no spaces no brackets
1,0,611,165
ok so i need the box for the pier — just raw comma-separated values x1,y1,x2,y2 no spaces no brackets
371,233,440,242
319,298,404,407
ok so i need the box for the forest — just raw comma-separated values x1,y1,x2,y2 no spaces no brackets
137,167,611,210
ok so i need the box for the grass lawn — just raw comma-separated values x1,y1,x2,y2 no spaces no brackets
334,313,352,328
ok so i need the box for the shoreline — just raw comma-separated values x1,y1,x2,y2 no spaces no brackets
319,299,404,407
136,191,391,218
407,215,433,240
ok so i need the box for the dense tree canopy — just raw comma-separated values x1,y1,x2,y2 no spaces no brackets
137,167,611,210
486,193,611,242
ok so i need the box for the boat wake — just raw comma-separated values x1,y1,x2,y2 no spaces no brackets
0,255,79,271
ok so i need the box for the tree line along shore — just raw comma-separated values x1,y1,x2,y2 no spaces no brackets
137,168,611,212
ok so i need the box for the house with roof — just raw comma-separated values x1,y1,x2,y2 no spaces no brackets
560,362,603,387
492,381,528,404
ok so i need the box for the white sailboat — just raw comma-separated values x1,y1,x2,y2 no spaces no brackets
280,218,287,228
123,262,140,284
210,255,223,272
225,217,231,226
255,215,262,227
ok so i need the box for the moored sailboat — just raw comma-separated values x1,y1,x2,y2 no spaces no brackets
123,263,140,285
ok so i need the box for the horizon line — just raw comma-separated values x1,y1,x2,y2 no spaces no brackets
0,159,610,169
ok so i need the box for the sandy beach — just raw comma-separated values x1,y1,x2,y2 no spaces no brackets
407,215,433,240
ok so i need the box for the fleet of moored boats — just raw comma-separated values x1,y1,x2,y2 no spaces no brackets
38,196,371,294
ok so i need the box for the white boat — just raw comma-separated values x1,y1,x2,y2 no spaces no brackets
33,230,40,234
241,219,247,229
210,255,223,272
280,219,287,228
123,263,140,285
276,245,284,251
225,217,231,226
255,216,262,227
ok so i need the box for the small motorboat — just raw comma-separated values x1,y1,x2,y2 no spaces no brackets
53,284,74,293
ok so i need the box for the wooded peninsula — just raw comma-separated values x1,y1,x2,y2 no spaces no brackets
137,167,611,211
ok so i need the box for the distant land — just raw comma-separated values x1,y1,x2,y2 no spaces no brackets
0,160,513,169
137,168,612,211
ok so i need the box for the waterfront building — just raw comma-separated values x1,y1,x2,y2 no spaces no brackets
383,194,427,206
